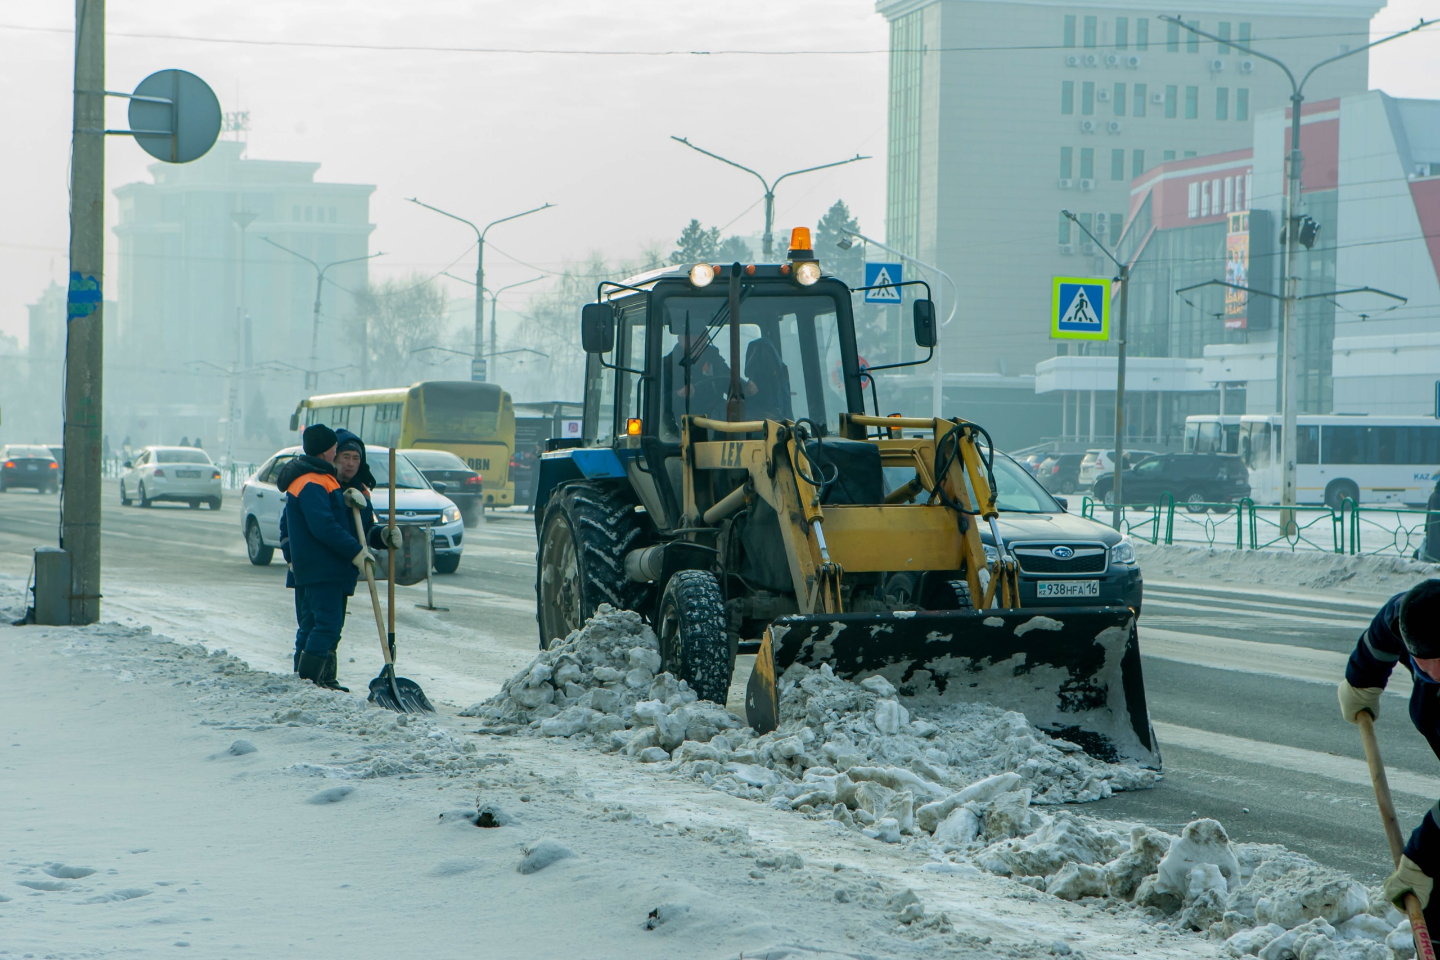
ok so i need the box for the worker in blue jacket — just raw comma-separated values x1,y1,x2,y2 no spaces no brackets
277,424,397,690
1339,579,1440,923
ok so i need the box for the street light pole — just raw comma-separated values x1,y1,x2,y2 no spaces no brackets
407,199,554,376
1164,15,1430,534
840,230,957,418
671,137,870,259
1064,210,1129,530
260,237,383,391
226,210,256,466
488,276,545,377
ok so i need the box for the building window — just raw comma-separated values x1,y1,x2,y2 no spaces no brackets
1165,85,1177,118
1110,212,1125,245
292,205,301,221
1113,83,1127,115
1136,18,1149,51
1188,182,1200,218
1167,20,1179,52
1223,176,1234,213
1116,17,1128,50
1111,149,1125,180
1186,21,1199,53
1080,147,1095,180
1163,150,1176,161
1236,88,1249,121
1059,212,1072,244
1061,80,1075,115
1185,86,1198,119
1216,87,1229,120
1132,149,1145,177
1064,15,1076,48
1083,15,1097,48
1078,212,1093,237
1060,146,1073,179
1218,22,1232,53
1238,22,1251,46
329,206,338,222
1184,150,1198,158
1082,81,1095,116
1133,83,1147,117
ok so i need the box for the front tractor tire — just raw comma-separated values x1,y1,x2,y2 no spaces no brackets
536,482,648,650
658,570,733,704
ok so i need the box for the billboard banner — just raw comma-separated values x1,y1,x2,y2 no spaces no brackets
1225,211,1250,330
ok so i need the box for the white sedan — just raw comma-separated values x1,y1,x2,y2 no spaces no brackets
120,446,223,509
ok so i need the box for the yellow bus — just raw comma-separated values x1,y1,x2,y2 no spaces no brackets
289,381,516,507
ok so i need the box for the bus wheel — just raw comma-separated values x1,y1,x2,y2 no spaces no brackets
1325,479,1359,511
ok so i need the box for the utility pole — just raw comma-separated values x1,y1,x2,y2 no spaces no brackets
260,237,381,392
407,199,553,378
62,0,106,625
1064,210,1129,530
672,138,870,260
838,230,957,418
1165,15,1430,534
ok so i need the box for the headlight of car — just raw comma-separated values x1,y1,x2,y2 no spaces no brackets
983,544,999,565
442,505,461,524
1109,538,1136,565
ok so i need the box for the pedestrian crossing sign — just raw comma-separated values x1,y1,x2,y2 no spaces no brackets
863,262,903,303
1052,276,1110,341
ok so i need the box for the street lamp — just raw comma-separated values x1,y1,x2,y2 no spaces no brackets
1064,210,1130,531
260,237,384,391
672,137,870,259
838,229,957,419
407,198,554,368
1164,15,1431,534
440,273,546,381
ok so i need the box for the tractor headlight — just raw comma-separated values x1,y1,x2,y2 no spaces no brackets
1109,538,1136,565
442,505,461,524
793,260,822,286
983,544,999,565
688,263,716,287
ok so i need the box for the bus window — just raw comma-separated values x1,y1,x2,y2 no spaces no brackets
1322,426,1362,465
1197,421,1220,454
1183,421,1199,453
1241,422,1270,470
1223,423,1239,454
1297,425,1319,465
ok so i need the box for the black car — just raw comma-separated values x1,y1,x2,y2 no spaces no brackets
403,449,484,525
1,444,60,493
1038,452,1086,494
1093,453,1250,513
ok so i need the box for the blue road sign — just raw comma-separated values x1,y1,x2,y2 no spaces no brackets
864,262,903,303
1051,276,1111,341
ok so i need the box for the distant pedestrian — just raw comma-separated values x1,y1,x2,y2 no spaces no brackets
179,436,190,447
193,437,204,450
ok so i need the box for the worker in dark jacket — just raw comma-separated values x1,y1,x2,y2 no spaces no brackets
276,424,377,689
1339,579,1440,925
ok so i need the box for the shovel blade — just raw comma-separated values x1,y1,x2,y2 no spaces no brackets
746,605,1158,769
368,665,435,714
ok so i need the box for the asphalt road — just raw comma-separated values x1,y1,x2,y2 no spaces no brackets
0,482,1428,881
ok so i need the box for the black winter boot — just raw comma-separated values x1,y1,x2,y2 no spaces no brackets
318,655,350,693
297,651,327,684
293,647,302,674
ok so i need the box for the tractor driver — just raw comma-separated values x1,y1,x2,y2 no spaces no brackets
1338,579,1440,927
663,324,733,429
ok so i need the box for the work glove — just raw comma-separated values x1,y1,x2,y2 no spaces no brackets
342,487,368,510
351,547,377,573
1338,679,1383,724
381,527,404,551
1384,855,1433,910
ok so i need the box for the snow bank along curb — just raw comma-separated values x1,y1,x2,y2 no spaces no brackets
469,605,1420,956
1135,540,1437,598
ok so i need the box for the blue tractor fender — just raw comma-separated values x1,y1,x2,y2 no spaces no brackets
533,447,632,531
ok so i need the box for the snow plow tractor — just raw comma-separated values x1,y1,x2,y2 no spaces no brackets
533,229,1159,769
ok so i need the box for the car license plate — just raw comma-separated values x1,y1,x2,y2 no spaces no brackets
26,464,37,471
1036,580,1100,598
176,469,201,478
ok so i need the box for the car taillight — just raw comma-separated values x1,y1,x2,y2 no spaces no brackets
509,458,518,469
153,469,165,477
464,475,483,486
2,461,13,468
49,462,59,469
1050,464,1060,474
212,470,221,479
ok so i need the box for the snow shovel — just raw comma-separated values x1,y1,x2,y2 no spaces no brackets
1359,712,1437,960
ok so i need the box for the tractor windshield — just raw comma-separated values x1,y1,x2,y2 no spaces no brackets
655,293,849,441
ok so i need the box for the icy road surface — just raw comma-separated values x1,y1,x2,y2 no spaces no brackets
1,484,1434,886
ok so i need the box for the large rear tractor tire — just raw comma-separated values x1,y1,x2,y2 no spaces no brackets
536,482,648,650
657,570,732,704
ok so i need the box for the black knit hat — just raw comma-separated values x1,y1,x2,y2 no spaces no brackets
1400,580,1440,659
302,423,338,457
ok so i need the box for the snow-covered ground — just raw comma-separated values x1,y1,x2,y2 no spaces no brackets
1,574,1424,960
1134,539,1437,602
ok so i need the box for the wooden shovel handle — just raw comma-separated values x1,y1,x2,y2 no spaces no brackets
1359,712,1438,960
388,448,397,634
352,506,392,666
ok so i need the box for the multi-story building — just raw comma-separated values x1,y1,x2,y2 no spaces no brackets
876,0,1381,428
112,140,374,457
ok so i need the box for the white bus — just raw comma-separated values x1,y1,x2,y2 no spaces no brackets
1238,414,1440,508
1183,415,1242,455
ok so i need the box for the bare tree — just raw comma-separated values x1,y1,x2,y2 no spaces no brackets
355,274,449,387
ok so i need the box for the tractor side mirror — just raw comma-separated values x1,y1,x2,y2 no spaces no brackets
913,299,938,348
289,412,300,431
581,302,616,354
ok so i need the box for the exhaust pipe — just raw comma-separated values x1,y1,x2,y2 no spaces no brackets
624,544,666,583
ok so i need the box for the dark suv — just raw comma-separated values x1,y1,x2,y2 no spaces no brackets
1093,453,1250,513
1038,452,1086,494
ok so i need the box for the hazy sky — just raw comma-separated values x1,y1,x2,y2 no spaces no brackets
2,0,1437,346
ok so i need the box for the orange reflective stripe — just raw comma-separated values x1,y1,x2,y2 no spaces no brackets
286,472,340,497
